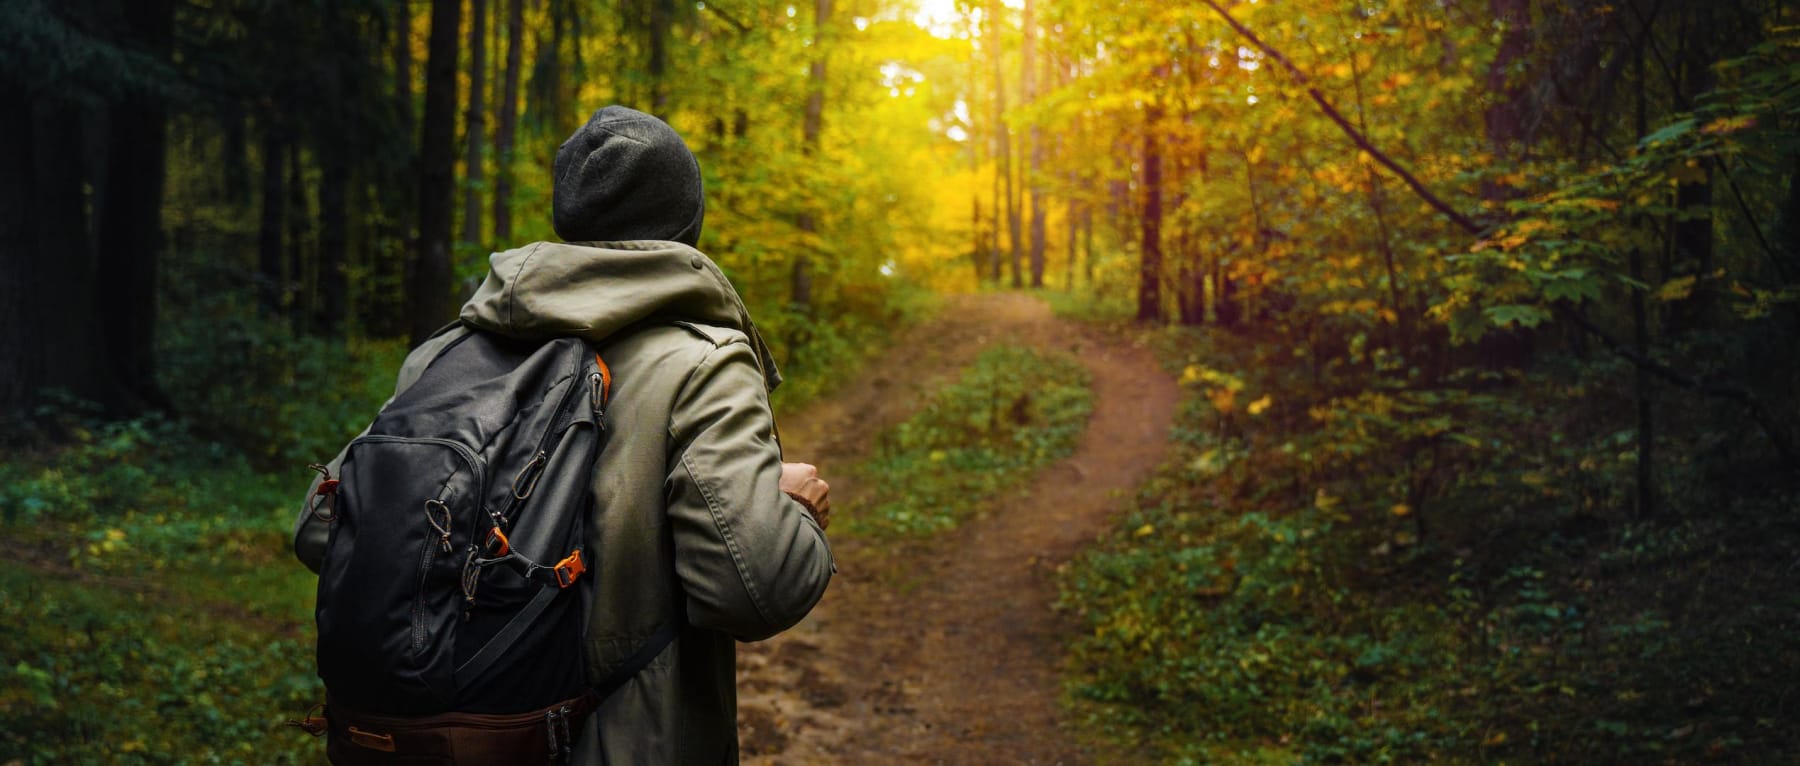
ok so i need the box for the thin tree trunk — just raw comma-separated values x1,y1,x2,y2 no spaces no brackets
258,125,287,318
1137,104,1163,322
1349,48,1409,352
493,0,524,243
461,0,488,249
287,139,309,335
412,0,462,345
319,142,350,339
1631,35,1656,517
1023,0,1044,287
650,0,671,111
792,0,831,310
986,0,1003,283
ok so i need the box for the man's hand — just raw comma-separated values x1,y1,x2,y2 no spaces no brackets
780,462,831,530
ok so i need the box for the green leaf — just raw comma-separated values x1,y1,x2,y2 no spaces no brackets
1483,304,1552,329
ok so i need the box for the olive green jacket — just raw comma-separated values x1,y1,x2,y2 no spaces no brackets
293,241,834,764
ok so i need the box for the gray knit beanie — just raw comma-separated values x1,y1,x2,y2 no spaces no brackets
552,106,704,246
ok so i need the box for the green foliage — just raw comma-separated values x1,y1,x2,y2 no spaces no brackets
851,346,1093,537
1059,320,1800,763
155,255,410,467
0,415,322,763
1439,30,1800,342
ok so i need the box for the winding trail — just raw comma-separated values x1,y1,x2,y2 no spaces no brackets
738,293,1179,763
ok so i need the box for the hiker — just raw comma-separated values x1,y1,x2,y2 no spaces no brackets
293,105,835,763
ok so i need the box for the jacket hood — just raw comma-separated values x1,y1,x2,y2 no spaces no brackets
459,240,781,390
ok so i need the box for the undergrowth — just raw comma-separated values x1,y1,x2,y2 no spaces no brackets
0,415,324,764
1059,324,1800,763
849,345,1093,538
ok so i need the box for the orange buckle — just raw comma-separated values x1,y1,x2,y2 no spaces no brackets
484,527,511,557
553,550,586,588
316,479,340,495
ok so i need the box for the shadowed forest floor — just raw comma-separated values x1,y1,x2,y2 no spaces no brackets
736,293,1179,763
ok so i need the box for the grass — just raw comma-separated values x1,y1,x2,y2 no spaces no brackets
844,345,1094,539
0,423,324,764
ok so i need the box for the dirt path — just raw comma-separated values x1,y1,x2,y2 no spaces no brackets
741,293,1179,763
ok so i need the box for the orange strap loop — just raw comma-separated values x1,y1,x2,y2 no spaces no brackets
594,353,612,407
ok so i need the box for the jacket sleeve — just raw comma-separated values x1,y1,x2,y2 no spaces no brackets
665,339,833,642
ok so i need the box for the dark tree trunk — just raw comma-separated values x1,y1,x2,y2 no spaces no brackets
1631,40,1656,518
223,107,251,205
94,0,173,413
792,0,830,311
412,0,462,345
13,98,111,414
394,0,415,138
318,143,350,339
258,125,288,318
366,0,417,340
287,138,309,335
461,0,487,249
493,0,525,243
649,0,672,111
0,88,41,417
1670,6,1715,332
1137,104,1164,323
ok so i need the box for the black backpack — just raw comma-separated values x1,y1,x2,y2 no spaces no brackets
292,329,674,763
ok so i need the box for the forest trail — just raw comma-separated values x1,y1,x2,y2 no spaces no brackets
740,293,1179,763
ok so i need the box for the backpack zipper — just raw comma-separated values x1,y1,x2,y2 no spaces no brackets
347,434,485,654
493,357,591,531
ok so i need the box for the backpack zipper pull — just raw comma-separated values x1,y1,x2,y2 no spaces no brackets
424,499,453,553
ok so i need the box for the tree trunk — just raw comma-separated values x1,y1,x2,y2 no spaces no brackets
0,88,41,416
1022,0,1044,288
986,0,1003,283
792,0,831,311
1137,104,1163,323
286,139,309,335
318,141,350,339
461,0,488,250
650,0,672,111
94,0,173,413
258,124,287,318
412,0,462,345
493,0,524,243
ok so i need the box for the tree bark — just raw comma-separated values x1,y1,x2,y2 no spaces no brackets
461,0,487,249
1023,0,1044,288
493,0,524,243
792,0,831,311
650,0,672,111
1137,104,1164,323
258,124,287,318
94,0,173,412
412,0,462,345
986,0,1003,283
0,88,41,417
318,139,350,339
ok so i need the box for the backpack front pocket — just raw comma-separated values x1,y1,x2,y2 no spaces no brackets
317,436,486,715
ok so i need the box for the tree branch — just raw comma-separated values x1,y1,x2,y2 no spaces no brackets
1199,0,1485,236
1557,305,1797,469
701,0,751,34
